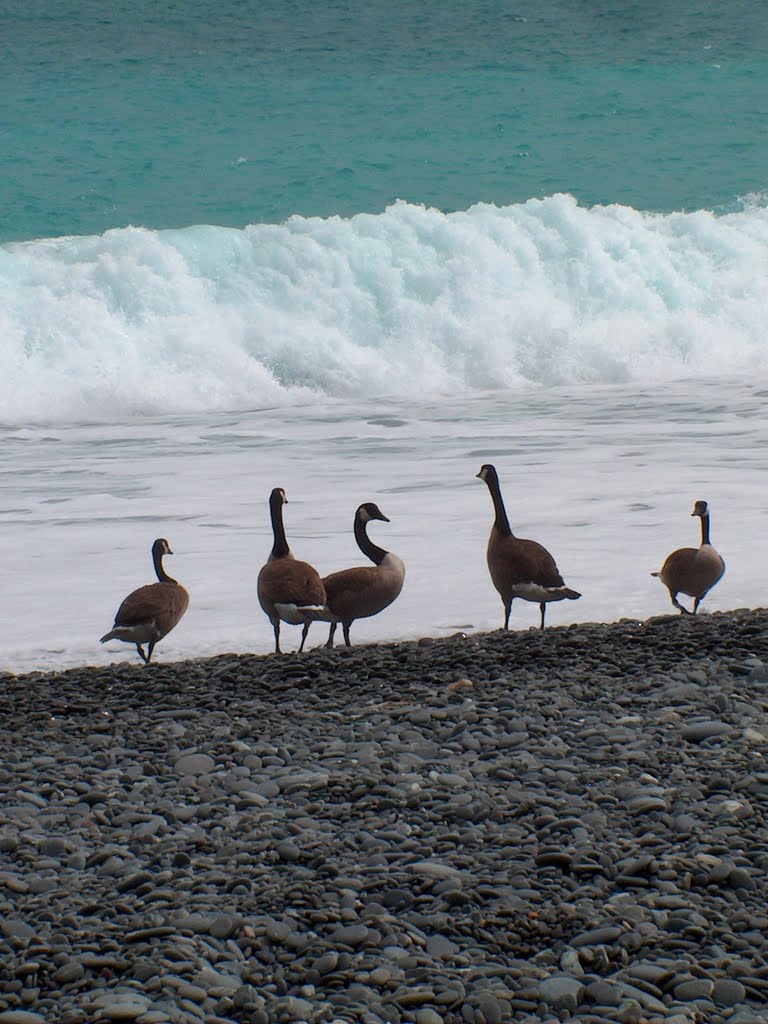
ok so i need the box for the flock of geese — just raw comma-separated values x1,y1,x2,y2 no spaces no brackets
99,463,726,664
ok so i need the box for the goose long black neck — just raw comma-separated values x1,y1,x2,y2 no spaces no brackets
485,468,512,537
152,543,176,584
699,511,711,546
269,489,290,558
355,514,387,566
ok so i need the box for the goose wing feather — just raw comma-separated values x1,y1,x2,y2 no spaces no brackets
323,565,403,621
489,533,567,589
113,582,188,632
258,559,326,613
659,545,724,597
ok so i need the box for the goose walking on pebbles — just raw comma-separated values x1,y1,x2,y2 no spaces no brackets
314,502,405,648
477,463,580,630
652,499,725,614
100,538,189,664
257,487,326,653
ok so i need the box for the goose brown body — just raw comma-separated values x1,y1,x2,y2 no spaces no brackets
478,464,580,630
257,488,326,653
653,500,725,614
317,502,405,648
100,538,189,664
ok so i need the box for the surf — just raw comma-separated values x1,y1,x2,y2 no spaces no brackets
2,194,768,425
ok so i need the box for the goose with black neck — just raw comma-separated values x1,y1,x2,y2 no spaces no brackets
652,499,725,614
100,538,189,664
311,502,405,648
257,487,326,653
477,463,581,630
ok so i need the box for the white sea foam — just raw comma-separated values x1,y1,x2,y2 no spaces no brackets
2,195,768,425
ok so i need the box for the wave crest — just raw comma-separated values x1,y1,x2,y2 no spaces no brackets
2,194,768,423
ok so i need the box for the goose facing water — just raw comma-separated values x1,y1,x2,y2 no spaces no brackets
652,499,725,614
257,487,326,654
100,538,189,664
477,463,580,629
316,502,405,648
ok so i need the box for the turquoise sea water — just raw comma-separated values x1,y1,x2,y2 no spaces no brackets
3,1,768,243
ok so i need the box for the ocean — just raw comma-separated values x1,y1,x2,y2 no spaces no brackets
2,1,767,672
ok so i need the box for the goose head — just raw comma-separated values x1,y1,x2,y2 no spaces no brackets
358,502,389,524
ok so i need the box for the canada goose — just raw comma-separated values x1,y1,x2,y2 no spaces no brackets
100,538,189,664
257,487,326,654
652,499,725,614
477,463,580,629
316,502,405,648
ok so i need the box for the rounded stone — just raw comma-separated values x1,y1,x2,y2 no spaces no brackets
674,979,714,1001
713,978,747,1006
680,720,734,742
174,752,216,775
332,924,369,946
538,977,585,1012
416,1011,444,1024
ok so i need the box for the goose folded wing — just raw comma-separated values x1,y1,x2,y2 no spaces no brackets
499,537,567,587
114,582,177,626
263,561,326,605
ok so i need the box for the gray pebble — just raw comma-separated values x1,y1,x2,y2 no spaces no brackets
538,976,585,1012
174,752,216,775
714,978,747,1005
680,720,735,742
4,612,768,1024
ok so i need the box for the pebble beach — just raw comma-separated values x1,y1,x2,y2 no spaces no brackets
2,610,768,1024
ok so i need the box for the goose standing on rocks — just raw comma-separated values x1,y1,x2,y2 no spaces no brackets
477,464,581,630
100,538,189,664
652,499,725,614
257,487,326,653
315,502,405,648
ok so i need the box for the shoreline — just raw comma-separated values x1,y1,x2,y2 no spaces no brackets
4,605,765,685
1,609,768,1023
